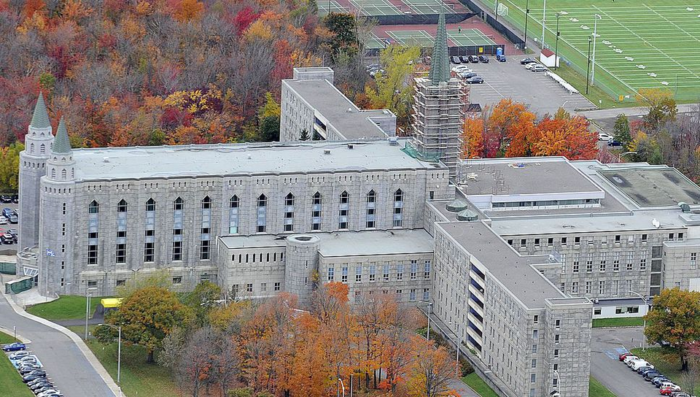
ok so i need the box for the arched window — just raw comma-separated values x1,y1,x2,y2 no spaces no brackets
366,190,376,228
312,192,322,231
89,200,99,214
229,196,239,234
284,193,295,232
146,198,156,212
258,194,267,207
40,144,45,154
173,197,183,211
393,189,403,227
257,194,267,233
201,196,211,209
118,200,128,213
339,191,349,229
230,196,239,208
51,168,56,179
61,169,66,180
285,193,294,206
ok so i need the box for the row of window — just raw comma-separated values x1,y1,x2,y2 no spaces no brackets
508,233,682,248
328,260,431,283
567,279,639,295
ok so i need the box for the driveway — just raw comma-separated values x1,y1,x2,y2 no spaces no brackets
464,59,594,116
590,327,659,397
0,292,116,397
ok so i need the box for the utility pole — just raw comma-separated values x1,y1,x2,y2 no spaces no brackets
541,0,547,47
524,0,530,51
586,36,592,94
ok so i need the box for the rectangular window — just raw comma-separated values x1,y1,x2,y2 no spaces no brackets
410,260,417,280
172,277,182,284
369,265,376,282
274,282,281,291
246,283,253,293
424,260,431,278
531,374,536,383
586,260,593,272
573,260,579,273
554,349,559,358
383,264,390,281
261,283,267,292
87,244,98,265
393,190,403,228
257,195,267,233
423,288,429,301
200,240,210,260
355,266,362,282
531,359,537,369
409,289,416,301
87,280,97,287
555,319,561,327
116,279,126,286
533,315,539,324
339,193,349,229
548,237,554,246
585,281,591,294
328,266,334,282
598,280,605,294
692,253,697,268
572,281,579,294
366,192,376,228
116,244,126,264
172,241,182,261
342,266,348,283
555,334,560,343
396,264,404,281
144,242,154,262
612,280,619,296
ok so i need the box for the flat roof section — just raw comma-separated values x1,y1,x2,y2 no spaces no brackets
437,221,565,309
72,140,440,181
219,230,434,256
462,158,602,196
599,167,700,207
284,79,390,140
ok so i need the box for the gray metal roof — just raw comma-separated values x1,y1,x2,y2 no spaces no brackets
71,140,440,181
429,8,450,85
283,79,390,140
599,167,700,207
436,221,565,309
53,116,71,154
30,92,51,129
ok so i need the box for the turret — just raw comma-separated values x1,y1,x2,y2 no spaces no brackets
46,117,75,182
19,93,54,249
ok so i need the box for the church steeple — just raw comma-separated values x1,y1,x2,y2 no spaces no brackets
53,117,72,154
30,92,51,129
429,6,450,86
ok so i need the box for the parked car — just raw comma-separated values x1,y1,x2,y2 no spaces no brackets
37,389,61,397
7,229,17,236
619,352,633,361
496,54,506,62
19,364,42,374
631,360,653,371
531,64,548,72
29,381,53,390
2,233,16,244
468,55,479,63
608,140,623,147
2,342,26,351
9,351,31,360
478,55,489,63
652,375,670,386
12,195,18,204
623,355,639,365
451,56,462,64
598,133,613,141
0,195,12,203
525,62,538,70
28,378,51,387
460,72,477,79
642,369,661,379
452,65,471,73
660,384,682,395
638,365,656,374
22,373,47,383
520,57,537,64
467,76,484,84
670,392,691,397
9,214,17,224
460,56,470,63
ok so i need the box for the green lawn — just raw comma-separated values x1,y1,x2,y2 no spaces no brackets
592,317,644,328
0,331,33,397
462,373,499,397
481,0,700,103
589,377,616,397
631,347,682,385
27,295,109,320
67,325,179,397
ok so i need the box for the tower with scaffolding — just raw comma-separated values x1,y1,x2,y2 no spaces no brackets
406,8,468,179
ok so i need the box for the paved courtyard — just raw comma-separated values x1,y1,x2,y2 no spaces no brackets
464,59,594,116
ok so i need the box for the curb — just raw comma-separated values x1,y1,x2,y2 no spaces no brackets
1,291,121,397
0,325,31,344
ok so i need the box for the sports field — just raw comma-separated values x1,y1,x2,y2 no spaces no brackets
318,0,458,16
479,0,700,102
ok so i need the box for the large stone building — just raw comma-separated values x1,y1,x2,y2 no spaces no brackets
16,13,700,397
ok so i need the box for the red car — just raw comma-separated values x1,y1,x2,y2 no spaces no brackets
660,384,681,395
619,352,632,361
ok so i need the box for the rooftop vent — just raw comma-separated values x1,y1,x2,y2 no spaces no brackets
679,202,691,213
103,157,110,163
388,137,399,146
446,199,468,212
347,144,354,149
457,209,479,221
324,150,331,155
346,108,353,113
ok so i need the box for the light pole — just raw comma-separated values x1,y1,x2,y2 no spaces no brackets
586,36,592,95
449,321,462,377
13,326,16,342
555,12,561,69
426,302,433,341
629,291,649,351
541,0,547,47
591,14,602,86
495,0,499,21
85,291,91,340
338,378,345,397
98,324,122,396
523,0,530,51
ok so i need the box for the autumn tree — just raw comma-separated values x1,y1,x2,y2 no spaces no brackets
530,115,598,160
636,88,678,131
484,99,533,157
183,280,221,327
324,12,358,60
107,286,193,363
644,288,700,371
462,116,484,159
405,336,459,397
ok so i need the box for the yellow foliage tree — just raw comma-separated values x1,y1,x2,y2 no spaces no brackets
174,0,204,22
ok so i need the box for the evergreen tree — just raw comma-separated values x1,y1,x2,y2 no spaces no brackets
613,114,632,148
300,128,310,141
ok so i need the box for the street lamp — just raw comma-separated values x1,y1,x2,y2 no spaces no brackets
586,36,592,95
541,0,547,47
591,14,602,86
495,0,499,22
424,302,433,341
337,378,345,397
98,324,122,397
629,291,649,351
449,321,462,377
523,0,530,51
555,12,562,69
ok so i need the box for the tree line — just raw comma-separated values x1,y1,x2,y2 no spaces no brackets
96,275,462,397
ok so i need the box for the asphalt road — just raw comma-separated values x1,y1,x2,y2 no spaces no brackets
462,59,594,116
0,290,115,397
590,327,660,397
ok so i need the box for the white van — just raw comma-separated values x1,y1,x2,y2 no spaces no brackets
631,360,653,371
623,355,639,365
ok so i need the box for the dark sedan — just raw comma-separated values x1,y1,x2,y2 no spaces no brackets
2,342,26,351
467,76,484,84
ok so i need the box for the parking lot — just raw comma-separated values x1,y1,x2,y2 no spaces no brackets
590,327,661,397
458,58,594,116
0,202,19,251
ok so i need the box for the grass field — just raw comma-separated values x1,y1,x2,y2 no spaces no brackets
592,317,644,328
479,0,700,103
0,331,34,397
462,373,499,397
27,295,109,321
